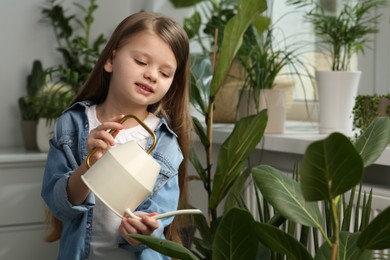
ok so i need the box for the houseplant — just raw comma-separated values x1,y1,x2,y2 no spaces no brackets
352,94,390,137
35,0,106,152
236,16,312,133
18,59,46,150
287,0,388,135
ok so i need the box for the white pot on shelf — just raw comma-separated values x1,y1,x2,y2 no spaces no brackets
238,88,286,134
316,70,361,136
36,118,55,153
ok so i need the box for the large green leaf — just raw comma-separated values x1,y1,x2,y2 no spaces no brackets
212,208,259,260
128,234,198,260
190,54,212,114
254,222,314,260
358,206,390,250
209,111,267,209
168,0,205,8
252,165,323,228
315,232,372,260
354,117,390,167
210,0,267,96
300,133,364,201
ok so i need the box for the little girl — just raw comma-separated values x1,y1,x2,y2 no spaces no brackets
41,12,191,260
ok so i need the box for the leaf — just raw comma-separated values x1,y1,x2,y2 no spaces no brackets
252,165,323,228
223,167,252,214
210,0,267,96
192,116,209,148
300,133,364,201
254,222,314,260
315,232,372,260
354,117,390,167
209,111,267,209
168,0,205,8
128,234,198,260
212,208,259,260
358,206,390,250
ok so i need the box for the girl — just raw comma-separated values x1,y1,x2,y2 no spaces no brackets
41,12,191,260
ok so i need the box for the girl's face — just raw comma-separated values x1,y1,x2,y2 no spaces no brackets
104,31,177,110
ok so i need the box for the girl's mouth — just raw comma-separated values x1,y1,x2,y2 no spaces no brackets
136,83,154,93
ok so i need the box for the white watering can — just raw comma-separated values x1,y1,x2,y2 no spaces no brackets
81,114,202,220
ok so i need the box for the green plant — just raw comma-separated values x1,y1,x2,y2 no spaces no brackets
39,0,106,120
287,0,388,71
251,116,390,259
18,60,46,121
237,18,312,112
352,94,390,136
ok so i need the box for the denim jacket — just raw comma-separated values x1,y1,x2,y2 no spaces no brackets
41,101,183,260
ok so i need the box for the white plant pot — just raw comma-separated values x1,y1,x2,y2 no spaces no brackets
238,88,286,134
316,71,361,136
36,118,54,153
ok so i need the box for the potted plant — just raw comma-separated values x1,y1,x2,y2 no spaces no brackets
170,0,255,123
18,59,46,150
352,94,390,137
287,0,388,135
236,16,312,133
35,0,106,152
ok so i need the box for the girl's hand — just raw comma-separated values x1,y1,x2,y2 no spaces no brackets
119,212,159,246
86,116,124,166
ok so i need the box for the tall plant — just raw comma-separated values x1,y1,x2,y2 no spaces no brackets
287,0,388,71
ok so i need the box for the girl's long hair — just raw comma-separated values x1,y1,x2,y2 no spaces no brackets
45,11,192,244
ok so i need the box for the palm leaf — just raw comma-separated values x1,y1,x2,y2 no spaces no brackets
252,165,323,228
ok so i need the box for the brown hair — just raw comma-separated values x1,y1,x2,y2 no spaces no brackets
45,11,192,244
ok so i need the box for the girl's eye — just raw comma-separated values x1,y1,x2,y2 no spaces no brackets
135,59,146,65
161,72,171,78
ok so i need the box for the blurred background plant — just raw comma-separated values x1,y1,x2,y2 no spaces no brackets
39,0,106,121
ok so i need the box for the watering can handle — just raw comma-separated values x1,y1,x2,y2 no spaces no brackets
85,114,157,169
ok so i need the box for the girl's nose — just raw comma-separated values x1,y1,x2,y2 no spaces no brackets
144,68,157,83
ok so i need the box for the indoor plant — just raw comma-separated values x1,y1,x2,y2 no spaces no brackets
236,17,312,133
352,94,390,137
35,0,106,152
18,59,46,150
288,0,388,135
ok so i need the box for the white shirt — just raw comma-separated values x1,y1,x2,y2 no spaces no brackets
86,105,160,259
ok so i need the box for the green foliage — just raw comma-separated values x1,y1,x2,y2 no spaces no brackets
19,60,46,120
39,0,106,119
352,94,390,137
288,0,388,71
251,117,390,259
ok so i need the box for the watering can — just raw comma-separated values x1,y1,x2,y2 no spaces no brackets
81,114,202,220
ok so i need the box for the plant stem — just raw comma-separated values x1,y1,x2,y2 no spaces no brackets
330,196,340,260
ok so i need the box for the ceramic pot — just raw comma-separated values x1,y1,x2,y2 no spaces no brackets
36,118,54,153
316,71,361,136
238,88,286,134
20,120,38,151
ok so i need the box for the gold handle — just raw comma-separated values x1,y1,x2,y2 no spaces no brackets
85,114,157,169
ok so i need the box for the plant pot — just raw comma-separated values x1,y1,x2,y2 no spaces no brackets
36,118,55,153
238,88,286,134
316,71,361,136
213,60,245,123
20,120,38,151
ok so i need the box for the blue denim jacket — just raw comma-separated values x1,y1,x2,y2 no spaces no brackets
41,101,183,260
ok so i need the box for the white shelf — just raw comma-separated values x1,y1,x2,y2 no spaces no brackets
212,121,389,166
